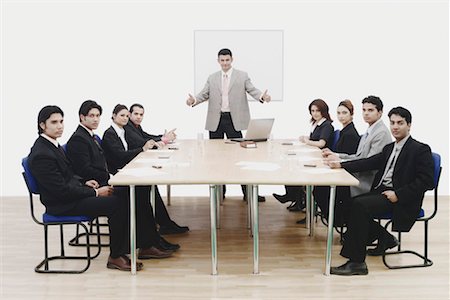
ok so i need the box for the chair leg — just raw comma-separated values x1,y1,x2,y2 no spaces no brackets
59,224,65,256
382,220,433,269
69,217,110,247
35,222,92,274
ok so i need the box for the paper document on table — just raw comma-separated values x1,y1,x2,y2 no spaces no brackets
236,161,281,171
302,168,341,174
119,167,167,177
295,156,320,162
287,148,320,154
134,158,172,164
146,149,175,154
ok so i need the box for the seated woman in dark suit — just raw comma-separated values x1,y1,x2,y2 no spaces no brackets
273,99,334,220
102,104,189,235
315,100,360,226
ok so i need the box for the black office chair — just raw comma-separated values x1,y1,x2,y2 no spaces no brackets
378,152,441,269
22,157,101,273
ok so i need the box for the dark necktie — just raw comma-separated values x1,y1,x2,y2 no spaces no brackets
92,135,108,173
92,134,102,150
57,144,66,158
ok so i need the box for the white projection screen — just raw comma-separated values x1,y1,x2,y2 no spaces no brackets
194,30,284,101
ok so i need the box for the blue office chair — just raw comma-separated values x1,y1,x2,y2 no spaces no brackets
331,130,340,152
378,152,442,269
22,157,101,273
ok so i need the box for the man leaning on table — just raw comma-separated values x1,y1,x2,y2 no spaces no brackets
186,48,271,202
325,106,434,275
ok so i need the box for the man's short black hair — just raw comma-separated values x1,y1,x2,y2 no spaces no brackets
130,103,144,114
218,48,232,57
388,106,412,124
37,105,64,134
79,100,102,122
362,95,383,112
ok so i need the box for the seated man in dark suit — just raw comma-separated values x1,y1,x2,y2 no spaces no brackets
66,100,182,248
123,103,188,235
29,105,174,272
125,103,177,145
326,107,434,275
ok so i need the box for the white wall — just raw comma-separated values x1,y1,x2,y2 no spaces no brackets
1,0,448,196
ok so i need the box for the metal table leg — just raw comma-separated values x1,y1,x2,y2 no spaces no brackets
247,184,252,231
215,185,221,229
325,186,336,276
166,184,171,206
252,185,259,274
209,185,218,275
306,185,314,236
129,185,137,275
150,185,156,217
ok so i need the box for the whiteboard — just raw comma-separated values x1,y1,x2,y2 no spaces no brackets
194,30,284,101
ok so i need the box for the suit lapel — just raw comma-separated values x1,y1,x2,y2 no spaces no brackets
228,70,237,92
393,136,412,173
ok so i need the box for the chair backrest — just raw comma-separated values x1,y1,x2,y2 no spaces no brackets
431,152,441,188
331,130,340,152
22,157,39,194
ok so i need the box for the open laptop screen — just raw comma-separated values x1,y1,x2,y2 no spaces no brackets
231,118,274,142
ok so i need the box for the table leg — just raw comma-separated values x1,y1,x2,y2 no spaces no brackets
306,185,314,236
325,185,336,276
129,185,137,275
247,184,252,231
150,185,156,217
215,185,221,229
209,185,218,275
166,184,171,206
252,185,259,274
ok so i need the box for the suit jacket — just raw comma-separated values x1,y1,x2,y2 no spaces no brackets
195,69,263,131
310,119,334,149
339,120,392,196
66,125,110,186
28,136,96,215
102,126,143,174
335,122,360,155
124,120,162,142
342,136,434,232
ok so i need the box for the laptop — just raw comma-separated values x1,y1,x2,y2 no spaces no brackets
230,118,275,142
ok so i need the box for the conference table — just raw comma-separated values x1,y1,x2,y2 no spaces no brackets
108,139,359,276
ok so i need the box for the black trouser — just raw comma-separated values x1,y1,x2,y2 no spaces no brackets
340,188,394,263
65,187,158,258
283,185,305,200
135,185,173,227
314,186,352,226
209,112,247,196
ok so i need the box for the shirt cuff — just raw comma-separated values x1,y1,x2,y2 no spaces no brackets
161,136,170,144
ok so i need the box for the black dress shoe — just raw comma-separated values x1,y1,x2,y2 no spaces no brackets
159,221,190,235
330,261,368,276
296,217,306,224
288,200,306,212
367,234,399,256
243,195,266,202
158,236,180,251
272,193,292,203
